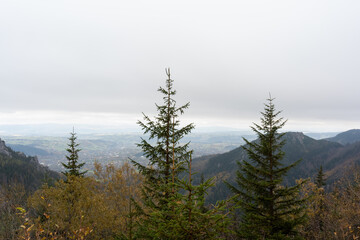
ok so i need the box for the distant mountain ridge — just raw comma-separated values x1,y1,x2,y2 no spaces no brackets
0,138,60,191
8,144,50,157
326,129,360,145
193,130,360,203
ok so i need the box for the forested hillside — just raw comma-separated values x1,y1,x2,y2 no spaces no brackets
326,129,360,145
193,131,360,203
0,138,60,191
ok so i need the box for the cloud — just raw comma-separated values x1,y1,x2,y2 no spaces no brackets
0,0,359,131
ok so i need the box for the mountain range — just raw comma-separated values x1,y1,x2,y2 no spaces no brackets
2,129,360,202
192,129,360,203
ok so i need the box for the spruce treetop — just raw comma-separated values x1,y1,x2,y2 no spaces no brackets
61,128,86,178
134,68,194,184
131,69,228,239
228,96,306,239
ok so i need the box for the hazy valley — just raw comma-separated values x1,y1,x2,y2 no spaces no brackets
1,128,340,174
1,130,256,172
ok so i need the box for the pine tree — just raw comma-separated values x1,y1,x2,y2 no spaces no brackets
61,128,86,178
131,69,228,239
228,96,306,239
315,165,326,188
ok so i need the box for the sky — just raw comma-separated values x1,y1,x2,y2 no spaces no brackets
0,0,360,133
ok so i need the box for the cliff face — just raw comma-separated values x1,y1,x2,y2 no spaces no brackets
0,138,12,157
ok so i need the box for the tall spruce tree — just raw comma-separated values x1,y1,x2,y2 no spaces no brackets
61,128,86,178
228,96,306,239
131,69,228,239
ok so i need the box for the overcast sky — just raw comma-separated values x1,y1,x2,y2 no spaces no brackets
0,0,359,132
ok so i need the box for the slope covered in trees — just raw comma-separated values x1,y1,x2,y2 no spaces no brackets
326,129,360,145
0,138,61,238
193,131,360,203
0,138,60,191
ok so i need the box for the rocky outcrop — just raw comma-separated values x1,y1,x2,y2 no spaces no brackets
0,138,12,157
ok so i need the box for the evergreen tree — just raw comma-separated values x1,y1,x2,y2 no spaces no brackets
314,165,327,233
177,155,229,239
61,129,86,178
228,96,306,239
315,165,326,188
131,69,228,239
